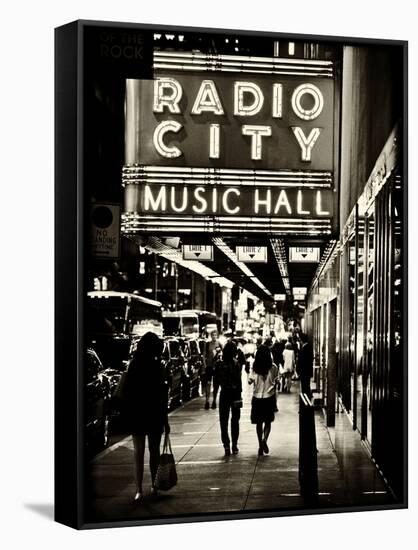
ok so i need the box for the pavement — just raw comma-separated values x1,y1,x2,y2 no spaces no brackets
87,375,393,524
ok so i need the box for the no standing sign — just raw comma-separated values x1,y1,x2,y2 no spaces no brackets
91,203,121,259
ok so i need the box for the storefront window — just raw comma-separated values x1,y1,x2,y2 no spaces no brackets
391,180,402,396
364,209,374,444
348,236,356,420
356,214,365,433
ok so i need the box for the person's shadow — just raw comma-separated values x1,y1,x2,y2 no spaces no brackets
24,503,54,521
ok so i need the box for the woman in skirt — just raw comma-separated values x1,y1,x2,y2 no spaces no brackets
248,344,279,456
123,332,170,502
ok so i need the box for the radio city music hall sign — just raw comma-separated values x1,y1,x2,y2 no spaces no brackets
123,68,336,232
125,73,334,170
125,184,332,218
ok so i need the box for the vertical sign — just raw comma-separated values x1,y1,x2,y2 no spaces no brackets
91,203,121,259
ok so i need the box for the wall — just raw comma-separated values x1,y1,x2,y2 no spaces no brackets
339,45,403,228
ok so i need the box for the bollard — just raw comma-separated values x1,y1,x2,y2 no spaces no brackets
299,393,319,502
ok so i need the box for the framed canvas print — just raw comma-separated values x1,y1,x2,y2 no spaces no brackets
55,20,408,529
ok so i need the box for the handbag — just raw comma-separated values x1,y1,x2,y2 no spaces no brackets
232,398,243,408
154,433,178,491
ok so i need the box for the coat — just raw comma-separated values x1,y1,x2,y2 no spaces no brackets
297,342,314,378
123,359,168,436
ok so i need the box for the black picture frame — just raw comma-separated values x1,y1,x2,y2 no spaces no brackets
55,19,408,529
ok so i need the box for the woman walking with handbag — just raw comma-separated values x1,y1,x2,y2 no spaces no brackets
248,344,279,456
123,331,170,503
216,341,243,456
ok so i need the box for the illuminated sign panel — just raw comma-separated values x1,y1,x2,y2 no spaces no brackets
182,245,213,260
293,287,307,295
122,52,337,236
289,246,321,262
236,246,268,262
125,184,333,218
125,74,334,171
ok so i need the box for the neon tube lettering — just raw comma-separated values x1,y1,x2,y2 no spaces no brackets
170,187,188,212
292,127,321,162
242,125,272,160
297,190,310,215
193,187,208,213
144,185,166,211
222,188,241,214
291,83,324,120
153,78,183,113
316,190,330,215
234,82,264,116
153,121,183,158
273,190,292,214
209,124,220,159
272,83,283,118
254,189,272,214
191,80,224,115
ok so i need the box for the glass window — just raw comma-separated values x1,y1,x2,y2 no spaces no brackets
356,214,366,435
365,209,375,444
348,236,356,418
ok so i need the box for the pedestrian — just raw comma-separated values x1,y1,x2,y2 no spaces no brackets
123,331,170,503
263,337,273,349
271,338,285,370
243,338,255,374
248,344,279,456
297,333,314,398
282,341,295,392
216,341,243,456
233,339,246,372
204,330,223,409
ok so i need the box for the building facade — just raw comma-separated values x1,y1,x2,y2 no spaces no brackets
306,44,405,501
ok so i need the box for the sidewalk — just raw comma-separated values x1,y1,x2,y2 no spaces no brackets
87,376,393,523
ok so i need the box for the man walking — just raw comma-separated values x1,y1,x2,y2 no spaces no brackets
204,330,222,409
297,333,314,398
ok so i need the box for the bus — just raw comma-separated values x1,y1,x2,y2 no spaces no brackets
87,291,163,369
162,309,220,338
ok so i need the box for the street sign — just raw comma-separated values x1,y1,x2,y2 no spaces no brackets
289,246,321,263
292,287,307,295
293,295,306,301
236,246,268,262
274,294,286,301
91,203,120,259
182,245,213,261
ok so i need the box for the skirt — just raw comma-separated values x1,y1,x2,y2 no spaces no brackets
251,395,277,424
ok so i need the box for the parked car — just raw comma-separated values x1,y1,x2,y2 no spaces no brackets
162,338,186,409
102,360,129,433
180,338,203,399
85,348,112,450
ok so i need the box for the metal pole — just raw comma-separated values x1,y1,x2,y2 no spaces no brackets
175,264,179,310
154,255,159,301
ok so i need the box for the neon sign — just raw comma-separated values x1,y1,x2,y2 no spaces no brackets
122,53,337,236
125,184,332,218
151,79,325,161
125,73,334,171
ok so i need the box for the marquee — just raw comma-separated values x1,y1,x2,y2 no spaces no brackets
122,51,337,235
